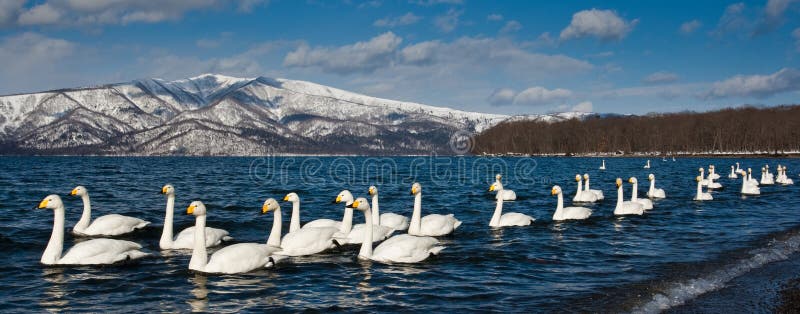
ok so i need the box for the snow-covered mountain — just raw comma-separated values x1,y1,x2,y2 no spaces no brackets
0,74,581,155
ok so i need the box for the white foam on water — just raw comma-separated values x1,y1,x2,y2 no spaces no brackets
631,231,800,313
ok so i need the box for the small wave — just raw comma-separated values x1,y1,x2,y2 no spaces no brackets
632,230,800,313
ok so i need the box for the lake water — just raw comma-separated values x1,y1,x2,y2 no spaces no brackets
0,156,798,312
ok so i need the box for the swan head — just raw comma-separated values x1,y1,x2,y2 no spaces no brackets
346,197,370,212
615,178,622,187
411,182,422,195
368,186,378,196
488,182,498,192
748,168,752,173
283,192,299,203
334,190,354,204
575,174,582,182
551,185,562,195
695,175,702,182
628,177,638,184
583,174,590,180
648,174,655,181
761,167,766,172
698,168,704,173
70,186,87,197
186,201,206,216
262,198,280,214
37,194,63,210
495,174,502,181
161,184,175,196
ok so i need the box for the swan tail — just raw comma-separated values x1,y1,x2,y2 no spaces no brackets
453,219,463,230
429,246,445,256
222,236,234,241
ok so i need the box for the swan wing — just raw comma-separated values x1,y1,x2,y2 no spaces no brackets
372,234,443,263
589,189,604,200
277,227,338,256
501,190,517,201
561,207,592,220
81,214,150,236
636,199,654,210
171,226,231,249
379,213,409,231
58,239,148,265
419,214,461,236
498,212,535,226
204,243,279,274
615,202,644,215
303,219,341,229
346,224,395,244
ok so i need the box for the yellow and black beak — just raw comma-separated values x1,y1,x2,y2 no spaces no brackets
187,204,196,215
628,178,634,183
347,200,359,208
550,188,557,195
37,199,49,209
488,185,495,192
334,195,342,203
368,187,375,195
262,204,271,214
410,187,417,195
161,186,168,194
283,195,290,201
70,189,78,196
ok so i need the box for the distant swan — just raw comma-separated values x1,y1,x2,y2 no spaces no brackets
348,198,444,263
760,167,775,185
646,174,666,199
707,165,721,180
614,178,644,216
694,176,713,201
159,184,231,250
408,183,462,237
572,174,598,203
488,185,535,227
551,185,592,221
492,174,517,201
583,174,604,200
644,160,651,169
741,171,761,195
37,195,148,265
186,200,281,274
747,168,759,186
728,165,738,179
369,186,409,231
628,177,653,210
70,186,150,236
706,172,723,190
599,159,606,170
698,168,710,187
777,166,794,185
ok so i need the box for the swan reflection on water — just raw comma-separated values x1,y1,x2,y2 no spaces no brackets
41,267,69,312
187,273,208,312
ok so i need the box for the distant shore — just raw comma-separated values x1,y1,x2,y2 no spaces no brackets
1,152,800,158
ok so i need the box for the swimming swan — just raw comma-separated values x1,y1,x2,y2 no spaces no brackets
159,184,231,250
740,171,761,195
186,200,281,274
70,186,150,236
551,186,592,221
698,168,710,187
292,192,348,231
614,178,644,216
488,185,535,227
408,183,462,236
370,186,409,231
348,198,444,263
628,177,653,210
708,165,721,180
493,174,517,201
694,176,713,201
747,168,759,186
334,190,394,244
644,160,651,169
583,174,604,200
728,165,738,179
572,174,598,203
36,195,148,265
599,160,606,170
706,171,723,190
760,167,774,185
277,194,341,256
777,166,794,185
646,174,666,199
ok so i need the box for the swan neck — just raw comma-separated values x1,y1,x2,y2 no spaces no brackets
160,194,175,248
41,206,65,264
74,194,92,232
648,179,655,193
489,197,502,227
616,185,623,208
576,180,583,196
340,205,353,234
554,192,564,220
289,201,300,233
697,181,703,197
189,215,207,272
585,177,591,190
359,208,374,259
632,182,638,201
409,193,422,235
371,194,380,226
267,207,282,247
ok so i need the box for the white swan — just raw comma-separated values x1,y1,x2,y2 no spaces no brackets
766,165,775,181
614,178,644,216
488,186,535,227
159,184,231,250
706,172,723,190
694,176,713,201
760,167,775,185
628,177,653,210
777,166,794,185
333,190,394,244
368,186,409,231
492,174,517,201
735,162,741,173
36,195,148,265
275,193,342,255
70,186,150,236
646,174,666,199
708,165,721,180
728,165,738,179
741,171,761,195
583,174,604,200
644,160,651,169
551,186,592,221
599,159,606,170
292,192,346,230
747,168,759,186
408,182,462,236
572,174,598,203
698,168,709,187
186,200,281,274
348,198,444,263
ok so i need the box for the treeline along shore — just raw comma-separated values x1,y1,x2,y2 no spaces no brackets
472,105,800,156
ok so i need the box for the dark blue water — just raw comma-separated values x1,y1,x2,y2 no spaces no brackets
0,156,798,312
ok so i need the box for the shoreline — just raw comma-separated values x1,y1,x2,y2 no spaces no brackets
1,153,799,158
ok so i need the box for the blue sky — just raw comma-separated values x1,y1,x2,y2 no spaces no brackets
1,0,799,115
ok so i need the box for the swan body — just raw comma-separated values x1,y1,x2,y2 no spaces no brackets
644,160,651,169
706,174,723,190
369,186,409,231
747,168,759,186
708,165,721,180
292,191,343,230
614,178,644,216
599,159,606,170
70,186,150,236
760,167,774,185
488,187,534,227
37,195,148,265
646,174,666,199
583,174,604,200
186,200,281,274
492,174,517,201
777,166,794,185
572,175,598,203
278,193,343,255
159,185,231,250
694,176,713,201
331,190,394,244
551,186,592,221
349,198,444,263
629,177,654,210
408,183,461,237
698,168,710,187
740,172,761,195
728,165,738,179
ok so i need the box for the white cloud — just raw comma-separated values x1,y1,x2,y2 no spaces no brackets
17,3,62,25
374,12,421,27
756,0,797,33
487,13,503,21
513,86,573,106
559,9,638,41
0,32,77,92
0,0,25,25
680,19,702,34
571,101,593,112
487,88,515,106
587,51,614,58
434,8,462,33
643,71,679,84
704,68,800,99
283,32,403,74
500,20,522,33
712,2,751,37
